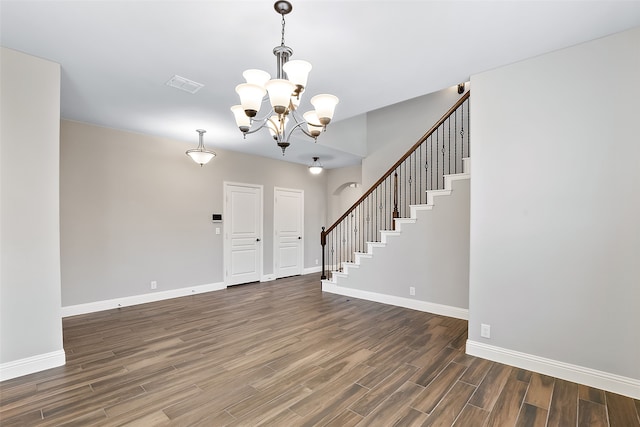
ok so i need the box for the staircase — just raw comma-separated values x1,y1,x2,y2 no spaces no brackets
322,160,470,319
320,92,470,319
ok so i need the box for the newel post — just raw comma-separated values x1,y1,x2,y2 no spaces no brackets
392,171,399,230
320,226,326,280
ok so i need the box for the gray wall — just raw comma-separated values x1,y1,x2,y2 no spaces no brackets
326,164,363,225
317,114,367,158
60,120,327,307
468,27,640,380
363,86,464,188
324,85,467,226
334,178,470,310
1,48,64,367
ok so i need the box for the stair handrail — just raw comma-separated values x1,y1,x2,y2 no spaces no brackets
323,91,470,239
321,91,470,279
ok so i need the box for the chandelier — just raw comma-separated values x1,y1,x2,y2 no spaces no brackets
231,1,339,155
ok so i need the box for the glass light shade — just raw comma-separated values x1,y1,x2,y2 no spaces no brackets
290,92,301,110
308,157,323,174
303,111,322,137
235,83,266,117
230,105,251,132
186,150,216,166
243,69,271,89
282,60,312,91
264,79,296,114
310,94,339,125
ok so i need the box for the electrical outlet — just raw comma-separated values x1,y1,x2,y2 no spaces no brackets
481,323,491,339
150,281,157,290
215,227,221,235
409,286,416,296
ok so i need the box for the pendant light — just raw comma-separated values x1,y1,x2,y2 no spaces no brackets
308,157,323,174
186,129,216,166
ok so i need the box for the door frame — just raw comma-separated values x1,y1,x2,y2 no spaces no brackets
223,181,264,287
273,187,304,279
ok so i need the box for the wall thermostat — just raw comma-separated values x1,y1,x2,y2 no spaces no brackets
212,214,222,222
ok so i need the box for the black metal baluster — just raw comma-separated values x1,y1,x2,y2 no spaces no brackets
466,99,470,157
455,109,458,173
448,116,452,176
419,144,423,204
441,125,445,188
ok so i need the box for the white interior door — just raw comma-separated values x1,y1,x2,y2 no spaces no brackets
274,187,303,279
224,182,263,286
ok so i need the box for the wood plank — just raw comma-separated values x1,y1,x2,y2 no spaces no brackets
390,407,430,426
227,384,313,426
289,364,371,418
578,384,605,404
350,363,419,416
422,381,476,427
468,362,512,411
295,382,369,426
411,346,459,387
484,374,529,427
524,373,555,410
606,391,640,427
451,404,490,427
578,399,608,427
514,402,548,427
410,361,468,414
547,379,578,427
0,409,43,427
355,381,425,427
458,357,493,386
323,409,363,427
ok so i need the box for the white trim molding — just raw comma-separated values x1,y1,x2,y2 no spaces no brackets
303,266,322,275
0,350,66,382
61,282,226,318
466,340,640,400
322,282,468,320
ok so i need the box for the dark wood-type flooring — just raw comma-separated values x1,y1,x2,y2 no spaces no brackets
1,274,639,426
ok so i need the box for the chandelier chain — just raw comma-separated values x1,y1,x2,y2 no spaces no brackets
281,13,286,47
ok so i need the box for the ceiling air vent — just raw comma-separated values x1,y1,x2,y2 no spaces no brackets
165,75,204,94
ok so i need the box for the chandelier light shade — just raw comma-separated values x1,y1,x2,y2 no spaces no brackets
282,60,312,90
186,129,216,166
303,111,322,137
243,69,271,87
230,105,251,133
308,157,323,174
235,83,265,117
310,94,339,125
231,0,339,155
265,79,297,114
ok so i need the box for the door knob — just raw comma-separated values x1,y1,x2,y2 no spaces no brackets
298,236,301,239
256,238,261,242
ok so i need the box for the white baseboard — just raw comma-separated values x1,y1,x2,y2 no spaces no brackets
0,350,66,382
322,282,468,320
61,282,226,317
303,266,322,275
261,274,276,282
466,340,640,400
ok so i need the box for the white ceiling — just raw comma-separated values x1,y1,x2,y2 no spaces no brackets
2,1,640,169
